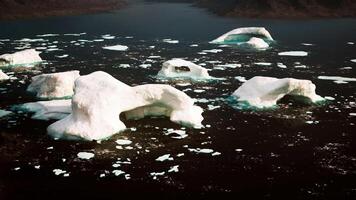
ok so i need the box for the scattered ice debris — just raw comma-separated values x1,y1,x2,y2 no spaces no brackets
53,169,67,176
77,152,95,160
16,38,47,42
188,148,214,154
347,42,355,45
278,51,308,57
215,63,241,69
157,58,211,80
102,34,115,39
115,139,132,145
177,153,184,157
190,44,198,47
0,110,12,118
102,45,128,51
19,99,71,120
317,76,356,84
150,171,165,179
162,39,179,44
156,154,174,162
211,27,273,45
254,62,272,66
351,59,356,63
202,49,223,53
349,113,356,117
232,76,324,109
139,64,151,68
324,96,335,101
164,129,188,139
0,70,9,80
301,43,314,46
0,49,42,67
212,152,222,156
55,54,69,58
235,76,247,82
168,165,179,173
13,167,21,171
47,71,204,140
194,89,205,93
294,65,307,69
36,34,59,37
114,64,130,68
27,71,80,99
34,165,41,169
64,33,87,36
47,146,54,150
235,149,243,152
277,63,287,69
148,55,161,59
112,170,125,176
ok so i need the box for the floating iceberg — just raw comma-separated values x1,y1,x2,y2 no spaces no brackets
157,59,211,80
232,76,324,109
210,27,274,48
27,71,80,99
0,70,9,80
102,45,128,51
278,51,308,57
19,100,71,120
0,49,42,67
47,71,203,141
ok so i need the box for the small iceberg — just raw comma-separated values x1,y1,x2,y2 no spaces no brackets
0,70,9,80
157,59,211,80
0,49,43,67
278,51,308,57
102,45,128,51
27,71,80,99
45,71,204,141
210,27,273,49
231,76,324,109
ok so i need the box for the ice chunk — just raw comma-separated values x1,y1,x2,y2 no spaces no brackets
163,39,179,44
157,59,211,80
278,51,308,57
351,59,356,63
240,37,269,49
211,27,273,44
116,139,132,145
47,71,204,141
19,100,71,120
188,148,214,154
102,45,128,51
27,71,80,99
0,49,42,67
55,54,69,58
155,154,173,162
232,76,324,109
168,165,179,173
254,62,272,66
36,34,59,37
0,109,12,118
317,76,356,83
77,152,95,160
0,70,9,80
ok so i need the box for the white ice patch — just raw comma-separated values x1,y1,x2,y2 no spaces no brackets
53,169,67,176
27,71,80,99
0,49,42,67
351,59,356,63
102,45,128,51
115,139,132,145
278,51,308,57
64,33,87,36
202,49,223,54
102,34,115,39
77,152,95,160
0,109,12,118
254,62,272,66
318,76,356,83
240,37,269,49
155,154,174,162
168,165,179,173
164,129,188,139
277,63,287,69
55,54,69,58
36,34,59,37
0,70,10,80
188,148,214,154
232,76,324,108
162,39,179,44
235,76,247,82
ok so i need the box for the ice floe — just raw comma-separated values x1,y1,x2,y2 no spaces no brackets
46,71,203,140
0,70,9,80
155,154,173,162
77,152,95,160
102,45,128,51
232,76,324,109
116,139,132,145
164,129,188,139
0,49,42,67
162,39,179,44
278,51,308,57
0,109,12,118
157,59,211,80
351,59,356,63
27,71,80,99
19,99,71,120
317,76,356,84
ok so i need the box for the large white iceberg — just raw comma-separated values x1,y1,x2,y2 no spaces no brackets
157,59,211,80
46,71,203,141
211,27,274,47
0,49,42,67
0,70,9,80
232,76,324,109
27,71,80,99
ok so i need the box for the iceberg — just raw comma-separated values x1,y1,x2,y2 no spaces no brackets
0,49,42,67
232,76,324,109
47,71,204,141
0,70,9,80
157,59,211,80
211,27,273,47
102,45,128,51
19,100,71,120
278,51,308,57
27,71,80,99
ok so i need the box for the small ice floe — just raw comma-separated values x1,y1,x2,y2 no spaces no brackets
150,172,165,179
102,34,115,39
115,139,132,145
16,38,47,42
34,165,41,169
210,27,273,49
277,63,287,69
235,76,247,82
112,170,125,176
162,39,179,44
194,89,205,93
64,33,87,36
36,34,59,37
202,49,223,53
211,152,221,156
349,113,356,117
0,110,11,118
254,62,272,66
148,56,161,59
18,99,71,121
168,165,179,173
114,64,130,68
0,70,10,81
13,167,21,171
215,63,241,69
55,54,69,58
139,64,151,68
351,59,356,63
102,45,128,51
53,169,67,176
0,49,42,67
347,42,355,45
190,44,198,47
157,58,212,80
155,154,174,162
301,43,314,46
294,65,307,69
207,105,220,111
235,149,243,152
324,96,335,101
77,152,95,160
164,129,188,139
231,76,324,109
27,71,80,99
188,148,214,154
317,76,356,84
278,51,308,57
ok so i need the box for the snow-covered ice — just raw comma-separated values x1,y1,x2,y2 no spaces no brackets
0,49,42,67
77,152,95,160
157,59,211,80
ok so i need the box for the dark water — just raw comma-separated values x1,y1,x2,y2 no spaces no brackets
0,2,356,199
